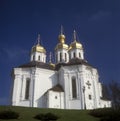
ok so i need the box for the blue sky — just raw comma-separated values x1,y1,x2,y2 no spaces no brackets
0,0,120,105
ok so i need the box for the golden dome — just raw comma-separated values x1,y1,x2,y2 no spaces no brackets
55,43,68,50
58,34,66,44
56,34,68,50
69,30,83,50
55,32,68,50
55,26,69,50
69,41,83,50
31,44,46,53
31,34,46,53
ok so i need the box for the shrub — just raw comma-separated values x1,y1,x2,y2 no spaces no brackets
34,113,45,120
0,110,19,119
89,108,113,117
45,113,59,120
34,112,59,121
89,108,120,121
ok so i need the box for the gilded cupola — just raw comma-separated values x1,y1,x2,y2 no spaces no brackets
31,34,46,53
69,30,83,50
55,26,69,50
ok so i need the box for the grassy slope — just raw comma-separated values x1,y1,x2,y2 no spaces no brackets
0,106,99,121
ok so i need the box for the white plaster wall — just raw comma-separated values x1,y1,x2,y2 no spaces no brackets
12,68,23,105
31,52,46,62
58,64,111,110
48,91,64,109
69,100,81,109
59,65,83,109
55,49,69,63
12,67,57,108
12,68,33,107
31,68,57,107
69,48,84,60
82,66,101,109
100,100,111,108
12,63,111,109
58,67,70,109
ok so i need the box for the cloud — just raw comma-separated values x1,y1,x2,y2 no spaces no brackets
89,11,111,21
0,47,28,60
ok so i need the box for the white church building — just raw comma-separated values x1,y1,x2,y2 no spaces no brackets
11,29,111,109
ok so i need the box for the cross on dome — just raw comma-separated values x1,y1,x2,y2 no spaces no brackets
73,30,77,42
37,34,40,45
60,25,64,35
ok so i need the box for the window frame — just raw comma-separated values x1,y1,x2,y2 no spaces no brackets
25,78,30,100
71,77,77,99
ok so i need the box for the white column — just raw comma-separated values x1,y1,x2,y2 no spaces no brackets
12,74,22,106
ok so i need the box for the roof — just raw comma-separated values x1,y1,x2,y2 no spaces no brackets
18,58,93,71
18,61,55,70
49,84,64,92
55,58,93,70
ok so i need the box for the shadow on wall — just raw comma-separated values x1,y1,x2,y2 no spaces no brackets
49,72,58,87
36,94,47,108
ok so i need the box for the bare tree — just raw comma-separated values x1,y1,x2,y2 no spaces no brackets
109,80,120,109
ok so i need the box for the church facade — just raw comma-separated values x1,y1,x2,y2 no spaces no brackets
11,29,111,109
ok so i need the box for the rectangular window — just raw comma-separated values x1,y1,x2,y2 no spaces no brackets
89,95,92,100
73,52,76,58
56,54,58,62
72,77,77,99
25,78,30,100
33,55,35,61
65,53,67,62
38,55,40,61
60,52,62,62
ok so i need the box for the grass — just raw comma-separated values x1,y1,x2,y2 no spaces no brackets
0,106,99,121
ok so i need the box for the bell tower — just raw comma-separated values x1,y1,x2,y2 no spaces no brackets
55,26,69,63
69,30,84,60
30,34,46,63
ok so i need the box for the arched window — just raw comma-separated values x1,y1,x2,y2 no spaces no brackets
33,55,35,61
60,52,62,62
79,52,81,58
25,78,30,100
72,77,77,99
73,52,76,58
56,53,58,62
65,53,67,62
69,53,71,60
38,55,40,61
89,95,92,100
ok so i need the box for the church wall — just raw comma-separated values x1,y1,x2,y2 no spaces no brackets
12,68,34,107
47,91,64,109
12,68,23,106
58,65,84,109
82,66,94,109
58,67,69,109
31,68,57,108
12,67,57,108
100,99,111,108
81,65,101,109
59,64,103,110
92,70,101,108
